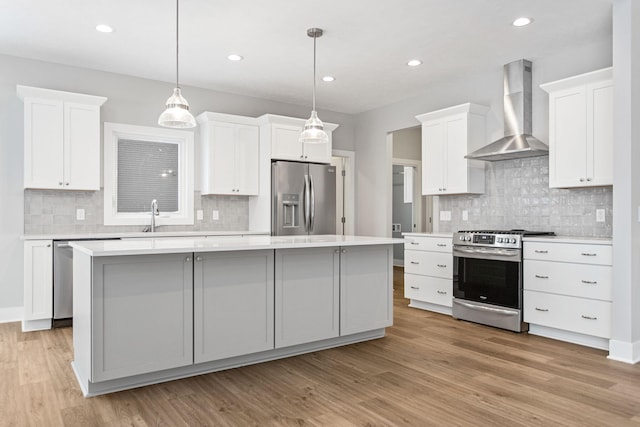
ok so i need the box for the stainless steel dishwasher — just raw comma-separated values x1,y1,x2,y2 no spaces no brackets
53,241,74,327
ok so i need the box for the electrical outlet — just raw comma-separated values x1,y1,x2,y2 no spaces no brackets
196,210,203,221
439,211,451,221
212,210,219,221
596,209,605,222
76,208,85,221
462,210,469,221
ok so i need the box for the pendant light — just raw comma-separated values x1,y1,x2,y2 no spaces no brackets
158,0,196,128
299,28,329,144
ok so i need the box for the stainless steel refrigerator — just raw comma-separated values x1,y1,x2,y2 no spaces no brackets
272,160,336,236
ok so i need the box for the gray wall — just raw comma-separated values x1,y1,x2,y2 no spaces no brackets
353,37,613,237
0,53,355,311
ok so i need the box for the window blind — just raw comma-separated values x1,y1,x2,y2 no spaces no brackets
117,139,179,213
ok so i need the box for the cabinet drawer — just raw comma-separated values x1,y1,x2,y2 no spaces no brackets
404,274,452,307
404,236,451,253
524,242,612,265
524,260,612,301
404,250,452,278
524,290,611,338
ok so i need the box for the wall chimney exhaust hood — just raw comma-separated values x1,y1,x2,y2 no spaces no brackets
465,59,548,161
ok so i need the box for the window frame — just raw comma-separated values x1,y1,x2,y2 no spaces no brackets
103,122,194,226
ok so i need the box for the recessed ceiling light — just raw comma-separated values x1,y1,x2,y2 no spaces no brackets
407,59,422,67
227,54,243,61
95,24,113,33
512,17,533,27
322,76,335,82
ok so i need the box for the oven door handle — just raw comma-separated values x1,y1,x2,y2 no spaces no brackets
454,300,519,316
453,246,521,262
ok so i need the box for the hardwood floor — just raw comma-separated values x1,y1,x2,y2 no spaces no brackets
2,267,639,426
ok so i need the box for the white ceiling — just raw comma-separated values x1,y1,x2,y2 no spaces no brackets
0,0,612,114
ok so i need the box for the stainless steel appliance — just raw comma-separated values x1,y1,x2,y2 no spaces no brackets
53,241,74,327
272,160,336,236
452,230,554,332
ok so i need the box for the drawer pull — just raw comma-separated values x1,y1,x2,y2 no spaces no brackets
410,286,420,290
436,243,447,247
581,253,597,257
410,242,420,245
535,307,549,312
581,280,597,285
410,261,420,265
437,264,447,268
534,250,548,254
581,315,597,320
436,290,447,295
535,274,549,279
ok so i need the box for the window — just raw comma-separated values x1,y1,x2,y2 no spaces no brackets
104,122,194,226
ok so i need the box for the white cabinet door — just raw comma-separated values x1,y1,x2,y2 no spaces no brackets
340,245,393,335
208,122,237,194
194,250,274,363
91,253,193,382
271,124,304,161
303,133,332,164
235,124,260,195
422,120,445,194
542,68,613,188
64,102,101,190
275,247,340,348
444,115,468,194
23,98,64,189
23,240,53,321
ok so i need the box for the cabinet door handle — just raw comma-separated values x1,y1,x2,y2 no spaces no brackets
341,249,346,254
410,261,419,265
59,182,63,186
581,253,597,257
436,244,447,247
581,280,597,284
586,178,592,182
46,244,51,247
535,274,549,279
410,286,420,290
534,250,548,254
535,307,549,312
196,256,203,261
410,242,420,245
580,178,585,182
436,290,447,295
335,249,340,253
437,264,447,268
581,315,597,320
185,257,191,262
65,182,69,186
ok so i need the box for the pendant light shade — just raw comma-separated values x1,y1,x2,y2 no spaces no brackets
300,28,328,144
159,0,196,128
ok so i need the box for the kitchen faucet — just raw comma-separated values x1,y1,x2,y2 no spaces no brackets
149,199,159,232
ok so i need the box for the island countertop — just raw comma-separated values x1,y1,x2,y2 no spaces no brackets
70,234,403,257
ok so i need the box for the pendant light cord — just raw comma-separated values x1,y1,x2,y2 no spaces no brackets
176,0,180,89
312,33,317,111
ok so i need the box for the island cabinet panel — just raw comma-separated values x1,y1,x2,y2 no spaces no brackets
275,247,340,348
340,245,393,335
91,253,193,382
193,250,274,363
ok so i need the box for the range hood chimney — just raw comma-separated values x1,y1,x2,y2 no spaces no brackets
465,59,548,161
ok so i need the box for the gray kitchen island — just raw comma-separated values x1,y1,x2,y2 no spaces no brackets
70,235,401,396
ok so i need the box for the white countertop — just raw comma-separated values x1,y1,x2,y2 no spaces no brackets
523,235,612,245
70,235,403,257
402,232,453,238
21,230,268,241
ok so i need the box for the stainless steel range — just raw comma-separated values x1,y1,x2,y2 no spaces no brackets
452,230,554,332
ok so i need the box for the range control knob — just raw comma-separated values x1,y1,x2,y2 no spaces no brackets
497,237,503,243
465,235,472,241
459,235,465,241
510,238,517,244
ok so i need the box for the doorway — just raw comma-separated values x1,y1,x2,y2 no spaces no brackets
331,150,355,235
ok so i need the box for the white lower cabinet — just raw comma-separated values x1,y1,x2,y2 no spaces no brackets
523,239,612,348
275,247,340,348
340,245,393,335
90,254,193,382
194,250,274,363
403,235,453,314
23,240,53,329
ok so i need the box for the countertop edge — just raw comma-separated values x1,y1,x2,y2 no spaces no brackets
21,230,269,241
523,236,613,245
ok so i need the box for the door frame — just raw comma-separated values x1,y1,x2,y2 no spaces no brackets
332,149,355,235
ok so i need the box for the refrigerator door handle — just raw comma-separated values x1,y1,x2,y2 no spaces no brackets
303,174,311,232
309,174,315,232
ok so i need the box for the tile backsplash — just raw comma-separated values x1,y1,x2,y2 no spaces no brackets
437,157,613,237
24,190,249,235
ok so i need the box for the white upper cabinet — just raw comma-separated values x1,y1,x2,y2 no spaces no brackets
540,68,613,188
416,103,488,195
259,114,338,164
17,85,107,190
197,112,260,196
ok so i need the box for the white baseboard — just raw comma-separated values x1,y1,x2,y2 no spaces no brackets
528,324,609,350
0,306,22,323
408,299,452,316
22,318,52,332
608,339,640,364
